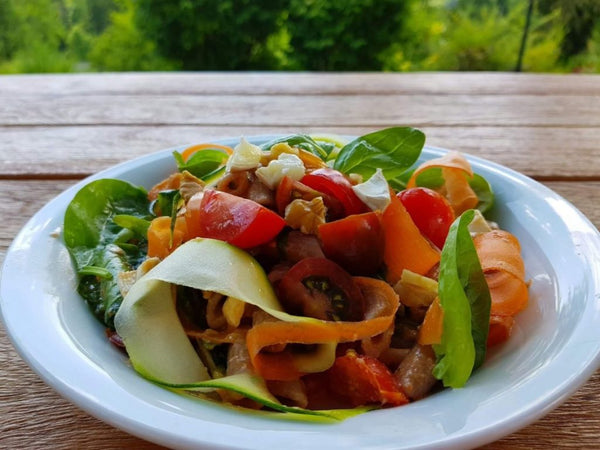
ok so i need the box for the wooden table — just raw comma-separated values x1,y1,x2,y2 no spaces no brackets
1,72,598,449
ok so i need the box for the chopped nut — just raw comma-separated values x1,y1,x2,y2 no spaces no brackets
117,257,161,298
179,171,205,203
284,197,326,235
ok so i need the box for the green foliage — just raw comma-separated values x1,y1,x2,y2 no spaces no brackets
134,0,288,70
565,22,600,72
0,0,597,73
384,0,563,72
539,0,600,60
0,0,75,73
284,0,413,70
89,0,177,71
64,178,151,328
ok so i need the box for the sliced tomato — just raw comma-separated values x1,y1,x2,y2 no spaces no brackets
187,189,285,249
318,212,383,276
397,187,455,249
327,350,409,407
301,168,368,218
277,257,364,321
184,191,204,240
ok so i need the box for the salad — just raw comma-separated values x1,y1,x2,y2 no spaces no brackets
63,127,529,421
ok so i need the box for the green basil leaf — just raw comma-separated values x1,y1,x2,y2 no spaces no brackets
174,148,229,179
113,214,151,237
433,209,491,388
469,173,494,214
64,179,150,328
151,189,181,217
333,127,425,180
260,134,329,160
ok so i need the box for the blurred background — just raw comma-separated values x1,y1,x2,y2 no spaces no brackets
0,0,598,74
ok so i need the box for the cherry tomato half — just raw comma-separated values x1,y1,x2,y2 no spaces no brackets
277,257,364,321
187,189,285,249
301,168,368,218
327,350,409,407
318,211,383,276
397,187,455,249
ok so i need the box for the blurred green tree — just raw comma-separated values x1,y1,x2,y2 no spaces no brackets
538,0,600,60
89,0,176,70
0,1,19,62
0,0,74,73
134,0,288,70
284,0,414,70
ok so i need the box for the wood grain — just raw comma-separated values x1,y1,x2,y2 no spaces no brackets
1,125,599,179
2,93,599,127
1,72,600,96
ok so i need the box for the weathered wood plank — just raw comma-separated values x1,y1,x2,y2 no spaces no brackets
1,72,599,97
1,125,599,179
1,94,599,127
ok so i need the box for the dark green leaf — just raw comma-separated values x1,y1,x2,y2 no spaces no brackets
173,148,229,179
151,189,181,217
260,134,329,160
469,173,494,214
64,179,150,328
333,127,425,180
433,209,491,387
113,214,151,237
78,266,113,279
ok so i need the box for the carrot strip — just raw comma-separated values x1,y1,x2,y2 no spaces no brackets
181,143,233,162
484,270,529,316
474,230,525,280
382,193,440,284
418,296,444,345
474,230,529,317
246,277,400,380
407,151,478,215
441,167,478,215
148,172,183,202
147,216,188,259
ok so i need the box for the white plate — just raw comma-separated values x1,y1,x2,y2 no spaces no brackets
2,136,600,449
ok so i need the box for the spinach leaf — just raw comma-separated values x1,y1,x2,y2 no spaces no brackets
64,179,151,329
414,167,495,214
173,148,229,179
333,127,425,180
113,214,151,238
260,134,329,160
469,173,494,214
433,209,491,388
150,189,181,217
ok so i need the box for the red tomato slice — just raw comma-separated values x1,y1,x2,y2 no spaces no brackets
327,350,409,407
318,212,383,276
301,168,368,218
397,187,455,249
184,191,204,240
277,257,364,321
189,189,285,249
